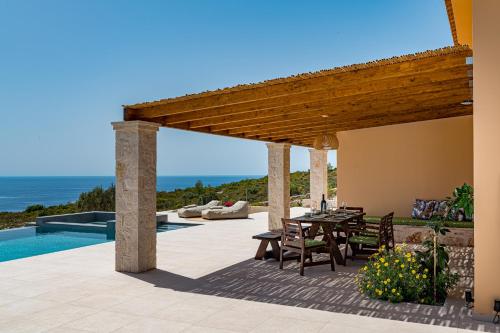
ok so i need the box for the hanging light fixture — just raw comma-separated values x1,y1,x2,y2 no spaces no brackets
313,133,338,150
313,114,339,150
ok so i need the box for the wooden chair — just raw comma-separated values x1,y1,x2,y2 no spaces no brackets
345,207,366,229
348,212,394,259
280,218,334,276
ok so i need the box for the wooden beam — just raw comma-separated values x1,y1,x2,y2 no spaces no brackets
266,105,472,141
159,65,470,127
238,88,471,137
125,51,471,120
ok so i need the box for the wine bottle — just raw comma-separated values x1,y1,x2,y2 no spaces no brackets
320,194,327,214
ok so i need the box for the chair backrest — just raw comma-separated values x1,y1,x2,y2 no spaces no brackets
384,212,395,249
346,207,364,226
379,212,394,248
281,218,305,247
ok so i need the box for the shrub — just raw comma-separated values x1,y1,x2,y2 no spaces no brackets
356,245,430,303
24,204,45,213
76,185,115,211
416,220,459,304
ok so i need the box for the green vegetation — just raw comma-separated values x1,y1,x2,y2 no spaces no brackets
449,183,474,221
0,169,337,230
364,216,473,229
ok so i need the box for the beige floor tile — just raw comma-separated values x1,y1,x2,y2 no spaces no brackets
196,309,265,332
250,316,329,333
63,310,140,333
111,317,190,333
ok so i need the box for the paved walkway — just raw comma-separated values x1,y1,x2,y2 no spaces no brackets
0,208,496,332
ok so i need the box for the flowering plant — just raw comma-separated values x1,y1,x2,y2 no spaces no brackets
356,245,430,303
223,201,234,207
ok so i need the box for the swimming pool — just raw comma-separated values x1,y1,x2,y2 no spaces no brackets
0,223,196,262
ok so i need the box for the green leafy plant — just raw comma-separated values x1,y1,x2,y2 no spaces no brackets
448,183,473,221
356,245,430,303
416,219,459,304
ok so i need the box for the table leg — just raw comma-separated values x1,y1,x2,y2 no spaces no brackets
322,223,346,265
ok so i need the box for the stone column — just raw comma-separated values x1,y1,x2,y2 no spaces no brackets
309,149,328,210
473,0,500,316
267,143,290,231
112,121,160,273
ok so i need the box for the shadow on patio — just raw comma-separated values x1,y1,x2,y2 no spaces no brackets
127,255,499,333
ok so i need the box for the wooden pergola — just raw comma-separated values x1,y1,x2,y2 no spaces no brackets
124,45,472,147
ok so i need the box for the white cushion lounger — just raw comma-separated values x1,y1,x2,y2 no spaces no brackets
177,200,220,218
201,201,249,220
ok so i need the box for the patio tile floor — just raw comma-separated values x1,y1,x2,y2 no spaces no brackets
0,208,496,333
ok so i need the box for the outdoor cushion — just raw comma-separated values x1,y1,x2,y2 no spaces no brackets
304,239,326,248
178,200,221,218
432,200,449,218
286,239,326,248
348,235,379,246
201,201,249,220
360,230,377,237
411,199,436,220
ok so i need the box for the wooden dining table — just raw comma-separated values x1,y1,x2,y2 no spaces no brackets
291,210,366,265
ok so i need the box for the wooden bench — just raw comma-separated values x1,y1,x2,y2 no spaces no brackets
252,232,281,260
252,232,301,261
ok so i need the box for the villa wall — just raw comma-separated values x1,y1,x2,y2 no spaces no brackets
336,115,473,217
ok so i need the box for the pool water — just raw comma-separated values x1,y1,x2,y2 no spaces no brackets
0,223,196,262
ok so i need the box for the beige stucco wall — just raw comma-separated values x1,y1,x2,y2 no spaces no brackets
336,116,473,217
473,0,500,316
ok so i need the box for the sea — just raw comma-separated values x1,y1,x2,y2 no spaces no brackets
0,176,261,212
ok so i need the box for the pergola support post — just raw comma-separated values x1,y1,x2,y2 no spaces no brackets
112,121,160,273
309,149,328,210
266,143,290,231
473,0,500,317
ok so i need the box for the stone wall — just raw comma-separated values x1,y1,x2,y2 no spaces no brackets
395,225,474,247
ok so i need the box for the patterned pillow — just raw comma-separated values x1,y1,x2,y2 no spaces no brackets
412,199,436,220
432,200,449,218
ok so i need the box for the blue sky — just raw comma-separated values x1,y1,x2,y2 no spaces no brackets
0,0,453,176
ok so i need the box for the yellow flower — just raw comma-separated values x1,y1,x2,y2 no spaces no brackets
399,273,403,278
378,290,383,296
422,274,427,279
391,288,396,293
407,258,412,262
411,269,416,274
363,266,368,271
384,262,389,267
387,278,391,282
406,252,411,258
424,268,429,273
412,258,416,263
379,257,385,263
394,259,400,263
400,264,405,269
397,292,401,296
384,280,388,285
416,274,420,279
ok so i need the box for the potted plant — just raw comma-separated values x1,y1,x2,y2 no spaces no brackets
448,183,473,221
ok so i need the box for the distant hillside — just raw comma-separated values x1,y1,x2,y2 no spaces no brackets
157,167,337,210
0,168,337,230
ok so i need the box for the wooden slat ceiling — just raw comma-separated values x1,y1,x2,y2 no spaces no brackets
124,45,473,148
